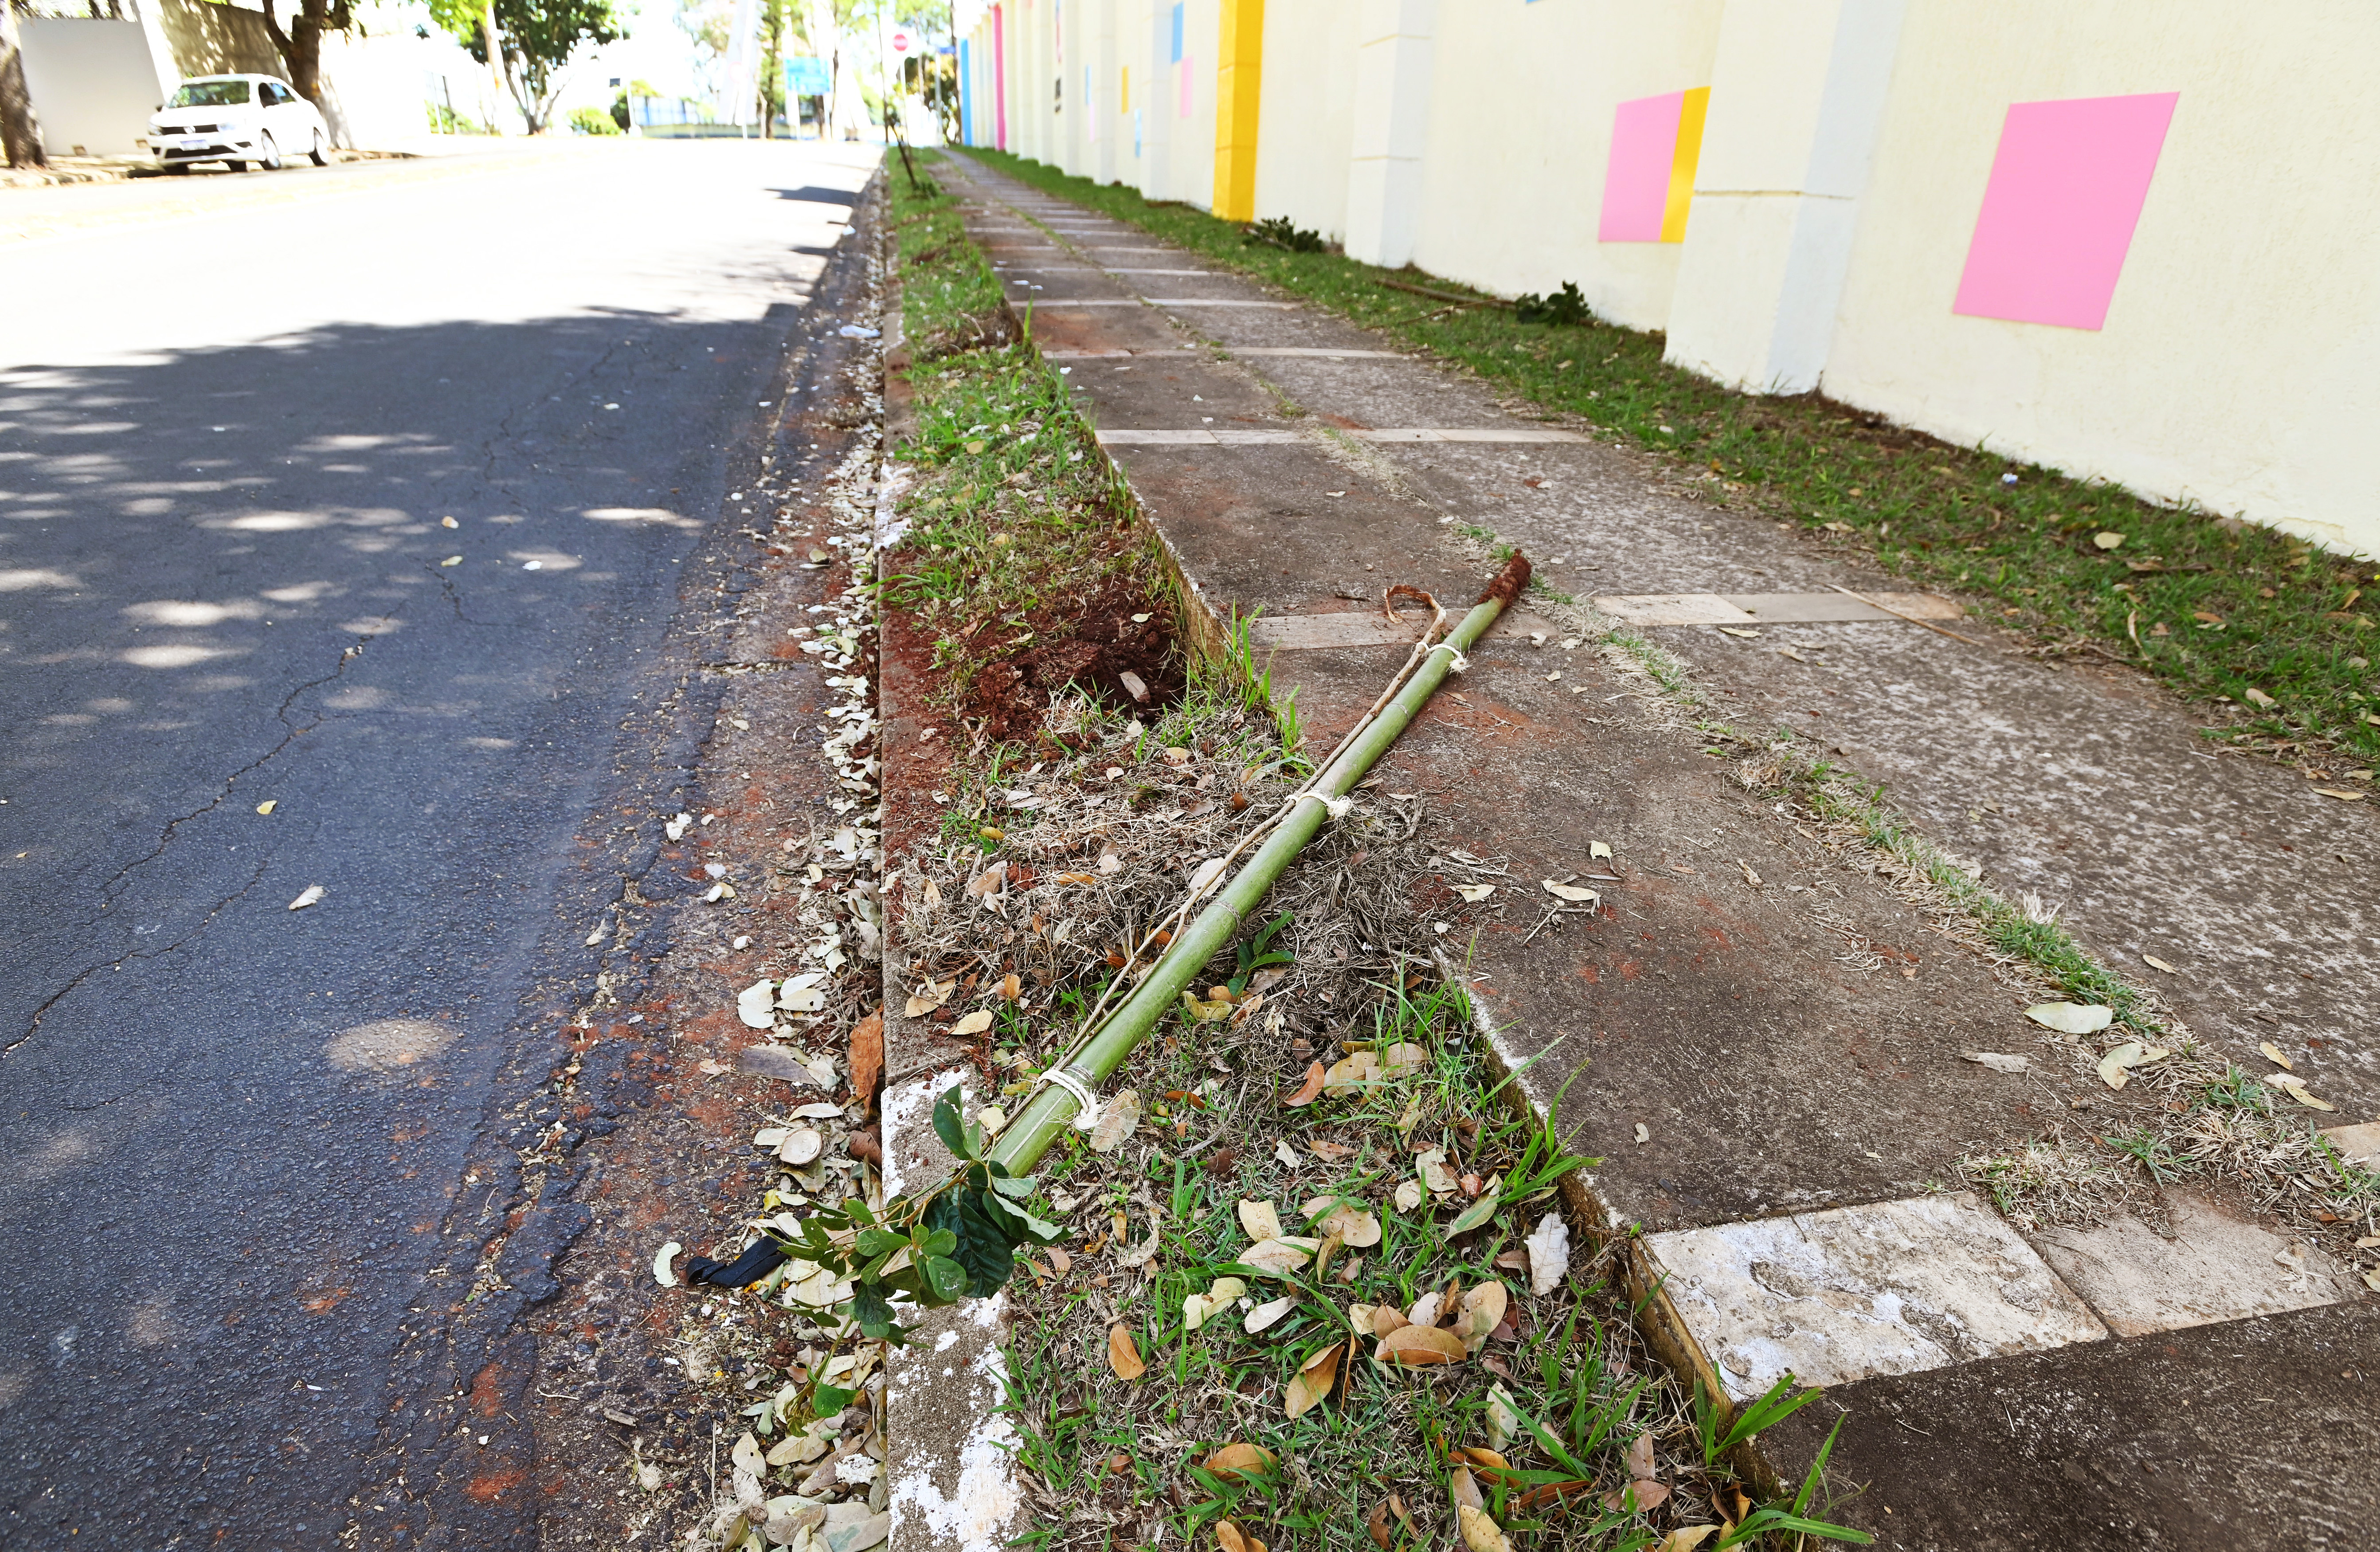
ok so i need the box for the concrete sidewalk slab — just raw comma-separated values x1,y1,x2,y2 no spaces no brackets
929,154,2377,1547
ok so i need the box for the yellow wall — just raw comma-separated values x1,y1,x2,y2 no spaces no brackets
1211,0,1264,222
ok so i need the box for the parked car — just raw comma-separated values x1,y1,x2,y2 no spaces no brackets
145,75,329,173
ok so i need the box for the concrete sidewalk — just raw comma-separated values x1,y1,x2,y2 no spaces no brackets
926,152,2377,1550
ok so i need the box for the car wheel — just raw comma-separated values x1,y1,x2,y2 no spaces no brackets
308,130,328,167
225,161,247,172
255,133,282,171
167,164,192,175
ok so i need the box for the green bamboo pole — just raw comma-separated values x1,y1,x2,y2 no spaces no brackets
986,557,1531,1176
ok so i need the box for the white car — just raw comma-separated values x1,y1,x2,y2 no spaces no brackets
147,74,330,173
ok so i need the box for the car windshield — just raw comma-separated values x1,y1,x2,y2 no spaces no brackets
169,80,252,108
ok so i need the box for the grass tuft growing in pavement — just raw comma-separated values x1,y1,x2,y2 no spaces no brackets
964,148,2379,771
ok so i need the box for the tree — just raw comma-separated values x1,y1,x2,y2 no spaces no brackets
611,75,661,130
674,0,731,109
257,0,355,107
1,1,48,170
754,0,804,135
431,0,623,134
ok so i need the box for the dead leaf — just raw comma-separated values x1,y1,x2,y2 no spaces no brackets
1393,1179,1423,1212
1202,1443,1275,1482
2095,1040,2170,1090
1655,1528,1721,1552
1716,626,1760,639
1366,1303,1409,1337
2259,1041,2294,1071
1541,879,1598,904
1375,1324,1465,1365
1000,972,1021,1000
2266,1073,2336,1110
1454,1282,1507,1352
1285,1341,1343,1418
2093,530,2126,550
651,1240,681,1287
778,1128,824,1165
1182,989,1235,1023
1107,1324,1145,1380
1183,1276,1248,1330
1453,883,1496,902
2142,953,2177,973
949,1008,995,1037
1365,1502,1394,1550
2028,1002,2114,1036
1415,1148,1456,1194
1306,1200,1382,1248
1089,1090,1140,1152
1485,1383,1523,1449
1961,1051,2030,1074
2312,788,2366,802
1325,1050,1384,1092
1378,1042,1429,1078
1214,1521,1261,1552
1525,1212,1570,1296
966,862,1007,898
255,800,276,815
1307,1138,1354,1161
1737,860,1762,886
286,884,324,911
1456,1505,1513,1552
849,1011,884,1105
1241,1238,1315,1277
1047,1246,1073,1274
1273,1139,1301,1170
1590,841,1613,859
1448,1466,1484,1511
1244,1295,1298,1333
736,980,778,1030
1238,1200,1283,1242
1605,1480,1672,1514
1284,1062,1327,1107
1634,1122,1651,1145
903,980,955,1017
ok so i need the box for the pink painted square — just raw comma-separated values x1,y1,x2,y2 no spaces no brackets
1953,92,2180,330
1599,91,1685,243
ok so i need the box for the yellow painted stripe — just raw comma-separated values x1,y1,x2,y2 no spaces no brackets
1213,0,1264,222
1122,66,1130,114
1660,86,1709,243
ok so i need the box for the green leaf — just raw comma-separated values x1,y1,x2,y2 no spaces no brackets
857,1227,907,1259
933,1086,971,1159
851,1283,900,1342
920,1227,958,1259
924,1254,970,1301
989,1172,1038,1198
925,1187,1016,1297
1445,1192,1499,1236
812,1381,857,1415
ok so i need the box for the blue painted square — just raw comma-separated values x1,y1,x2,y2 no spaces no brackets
1170,3,1183,63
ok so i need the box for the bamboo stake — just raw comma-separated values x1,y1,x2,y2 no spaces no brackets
987,555,1532,1176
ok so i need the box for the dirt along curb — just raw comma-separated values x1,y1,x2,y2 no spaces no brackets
352,171,910,1550
922,151,2379,1551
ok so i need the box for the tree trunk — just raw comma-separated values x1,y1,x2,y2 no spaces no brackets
480,0,509,133
0,4,46,170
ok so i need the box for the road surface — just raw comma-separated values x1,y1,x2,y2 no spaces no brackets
0,137,880,1545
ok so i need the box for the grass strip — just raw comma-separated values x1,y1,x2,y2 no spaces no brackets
961,147,2379,772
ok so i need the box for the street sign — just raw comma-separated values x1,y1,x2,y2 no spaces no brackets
889,29,913,54
785,56,830,95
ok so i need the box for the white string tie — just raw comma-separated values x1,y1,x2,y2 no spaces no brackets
1296,792,1356,819
1034,1066,1104,1129
1429,642,1471,673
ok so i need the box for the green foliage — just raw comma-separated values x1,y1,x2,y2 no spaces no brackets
427,0,624,131
567,104,619,134
1224,911,1293,995
769,1085,1063,1343
1514,280,1591,327
1244,215,1325,253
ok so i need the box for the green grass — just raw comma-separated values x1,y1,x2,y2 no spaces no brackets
887,156,1170,712
961,147,2380,770
999,973,1868,1551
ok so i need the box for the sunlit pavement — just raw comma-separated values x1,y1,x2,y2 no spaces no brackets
0,137,880,1545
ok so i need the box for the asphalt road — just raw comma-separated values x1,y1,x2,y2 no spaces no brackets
0,137,880,1546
